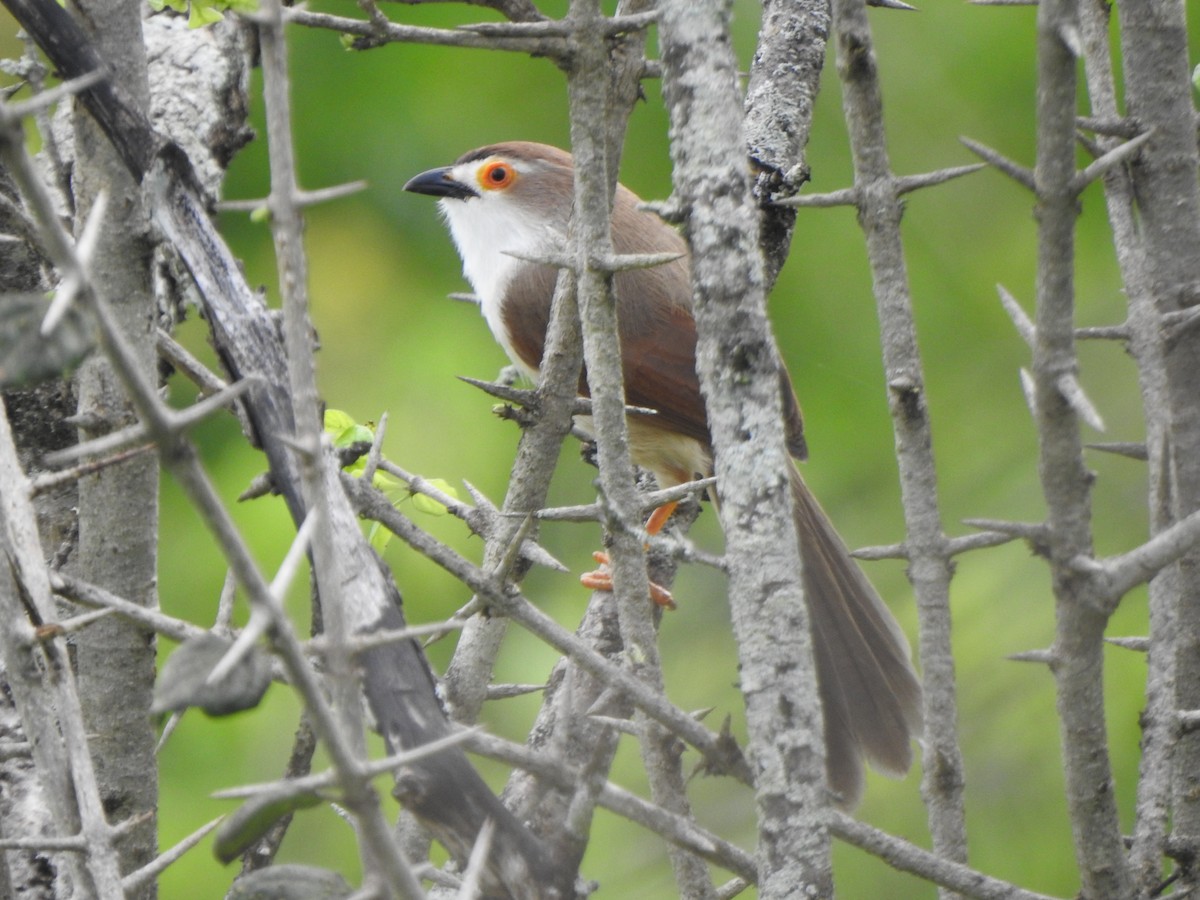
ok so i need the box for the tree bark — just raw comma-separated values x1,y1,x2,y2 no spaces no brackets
659,0,834,895
69,0,159,888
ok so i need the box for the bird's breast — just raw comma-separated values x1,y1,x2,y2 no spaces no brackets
440,198,548,379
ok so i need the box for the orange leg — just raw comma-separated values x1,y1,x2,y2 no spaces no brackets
644,500,679,537
580,501,680,609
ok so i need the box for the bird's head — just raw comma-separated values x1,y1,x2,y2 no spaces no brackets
404,142,576,299
404,142,578,236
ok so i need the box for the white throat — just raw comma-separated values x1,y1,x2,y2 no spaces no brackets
438,196,559,380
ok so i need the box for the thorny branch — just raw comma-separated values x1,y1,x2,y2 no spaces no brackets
3,0,1199,897
1028,2,1131,895
658,1,831,896
829,0,968,886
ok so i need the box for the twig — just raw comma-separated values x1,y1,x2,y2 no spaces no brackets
779,163,984,208
374,462,565,572
959,136,1037,192
284,7,570,60
121,817,223,893
344,474,753,782
457,8,658,37
156,328,229,396
660,0,831,893
214,728,484,800
531,477,716,522
1071,128,1154,193
829,811,1064,900
831,0,968,876
217,180,368,213
42,378,255,468
29,443,156,496
1028,0,1132,893
466,730,758,883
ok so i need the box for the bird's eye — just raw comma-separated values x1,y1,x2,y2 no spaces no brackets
479,161,515,190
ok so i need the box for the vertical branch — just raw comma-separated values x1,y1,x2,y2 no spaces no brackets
252,0,392,889
564,1,650,672
438,282,582,729
563,3,716,896
0,68,76,900
67,0,159,885
427,267,584,890
0,416,112,898
829,0,967,884
1076,2,1174,893
658,1,833,896
253,4,562,895
500,591,628,873
0,100,160,899
1032,1,1131,895
742,0,830,289
1115,1,1200,880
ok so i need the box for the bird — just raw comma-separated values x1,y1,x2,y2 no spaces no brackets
404,141,922,808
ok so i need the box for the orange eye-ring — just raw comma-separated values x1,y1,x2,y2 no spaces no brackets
479,160,515,190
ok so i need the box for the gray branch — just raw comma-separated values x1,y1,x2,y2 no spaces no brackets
66,0,160,886
829,0,968,886
1029,1,1131,895
0,406,123,898
658,1,833,895
1076,3,1176,894
1093,0,1200,892
742,0,830,288
541,3,720,896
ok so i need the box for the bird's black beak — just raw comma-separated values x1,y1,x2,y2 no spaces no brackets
403,166,479,201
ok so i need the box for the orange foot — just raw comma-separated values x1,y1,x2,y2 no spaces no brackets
643,500,679,538
581,551,676,610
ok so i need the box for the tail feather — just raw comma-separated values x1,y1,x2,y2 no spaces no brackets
791,467,923,808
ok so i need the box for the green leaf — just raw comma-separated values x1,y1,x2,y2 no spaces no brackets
371,469,403,502
318,409,457,523
323,408,356,435
214,792,325,866
367,521,392,552
338,424,375,448
187,1,224,27
150,0,257,28
324,409,375,446
411,478,457,516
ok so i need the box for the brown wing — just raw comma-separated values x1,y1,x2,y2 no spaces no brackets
498,257,706,443
501,181,807,463
617,295,807,461
608,190,710,447
500,263,556,374
616,281,712,447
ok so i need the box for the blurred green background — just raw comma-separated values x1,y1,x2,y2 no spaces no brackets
6,0,1199,896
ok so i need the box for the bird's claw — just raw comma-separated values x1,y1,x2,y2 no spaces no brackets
581,551,676,610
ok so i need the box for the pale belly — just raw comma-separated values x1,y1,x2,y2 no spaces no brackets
574,413,711,490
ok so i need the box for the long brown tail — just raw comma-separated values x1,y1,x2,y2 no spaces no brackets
790,467,923,809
